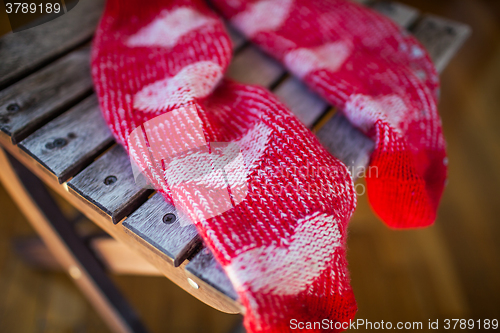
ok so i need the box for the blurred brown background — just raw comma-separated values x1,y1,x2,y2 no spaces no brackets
0,0,499,332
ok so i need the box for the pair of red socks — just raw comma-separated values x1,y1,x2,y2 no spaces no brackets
91,0,446,331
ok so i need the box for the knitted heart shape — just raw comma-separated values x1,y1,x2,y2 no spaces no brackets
134,61,224,112
226,212,345,296
127,6,216,48
231,0,293,37
284,42,352,79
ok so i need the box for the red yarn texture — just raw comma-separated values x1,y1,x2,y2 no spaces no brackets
92,0,358,332
92,0,448,331
212,0,447,228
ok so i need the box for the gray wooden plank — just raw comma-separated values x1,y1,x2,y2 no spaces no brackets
371,1,420,28
227,45,284,87
351,0,372,4
67,145,152,224
185,248,238,301
225,23,246,52
18,95,114,183
273,77,328,128
315,113,374,180
122,193,200,267
412,14,471,73
0,0,104,89
0,48,92,144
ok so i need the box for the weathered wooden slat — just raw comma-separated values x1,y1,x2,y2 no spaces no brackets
273,77,328,128
351,0,372,4
185,248,238,301
316,113,374,179
371,1,420,28
0,48,92,144
122,193,200,267
227,45,285,87
412,15,471,73
18,95,114,183
0,0,104,89
67,145,152,224
225,23,247,52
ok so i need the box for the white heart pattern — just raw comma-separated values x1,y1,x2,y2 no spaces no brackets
163,121,273,222
128,106,274,224
127,7,216,48
284,42,352,79
344,94,409,134
226,212,345,296
231,0,294,37
133,61,223,112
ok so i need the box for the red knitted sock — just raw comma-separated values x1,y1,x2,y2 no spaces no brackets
92,0,357,332
212,0,447,228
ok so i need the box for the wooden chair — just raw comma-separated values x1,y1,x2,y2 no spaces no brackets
0,0,470,332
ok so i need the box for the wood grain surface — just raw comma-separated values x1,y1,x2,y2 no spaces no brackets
18,95,114,183
372,1,421,27
0,0,104,89
186,248,239,302
227,45,285,87
0,48,93,144
273,77,328,128
67,145,152,224
413,14,472,72
122,193,201,268
316,113,375,178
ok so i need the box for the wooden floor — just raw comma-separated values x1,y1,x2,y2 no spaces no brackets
1,0,499,332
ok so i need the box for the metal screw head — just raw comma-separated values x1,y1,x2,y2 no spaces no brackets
45,142,54,149
104,175,117,185
163,213,176,224
53,138,67,148
6,103,20,113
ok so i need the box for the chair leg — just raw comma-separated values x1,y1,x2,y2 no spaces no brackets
0,148,149,333
13,236,63,270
